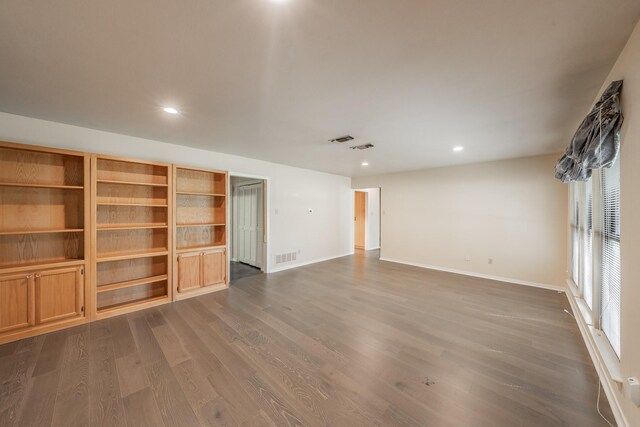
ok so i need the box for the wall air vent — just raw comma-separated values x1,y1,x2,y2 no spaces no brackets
349,143,374,150
329,135,354,143
276,252,297,264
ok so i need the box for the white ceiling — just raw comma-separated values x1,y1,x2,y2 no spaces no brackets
1,1,639,177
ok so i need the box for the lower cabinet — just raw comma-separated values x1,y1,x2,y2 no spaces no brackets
177,248,226,295
177,252,202,293
35,267,84,325
0,266,85,339
202,249,226,286
0,273,33,333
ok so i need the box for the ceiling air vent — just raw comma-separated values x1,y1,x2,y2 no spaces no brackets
349,143,374,150
329,135,354,143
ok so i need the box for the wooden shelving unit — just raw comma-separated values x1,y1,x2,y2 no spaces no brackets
0,143,234,342
0,142,90,344
92,155,172,319
173,166,228,301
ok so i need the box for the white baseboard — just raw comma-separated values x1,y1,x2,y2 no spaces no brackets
565,283,628,427
379,257,565,292
366,246,381,251
269,252,354,273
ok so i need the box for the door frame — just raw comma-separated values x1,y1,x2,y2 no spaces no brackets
351,187,382,253
234,181,264,268
354,190,367,249
228,173,269,273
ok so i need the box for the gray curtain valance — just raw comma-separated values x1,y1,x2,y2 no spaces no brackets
555,80,623,183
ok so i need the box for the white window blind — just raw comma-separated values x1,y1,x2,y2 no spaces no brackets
579,180,593,309
570,186,579,283
569,157,622,359
599,159,621,357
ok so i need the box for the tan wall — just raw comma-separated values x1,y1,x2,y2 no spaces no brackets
352,153,568,287
595,20,640,427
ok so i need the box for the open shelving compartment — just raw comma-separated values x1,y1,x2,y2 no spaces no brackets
0,142,90,343
92,155,172,318
0,143,88,272
175,167,227,252
173,166,228,300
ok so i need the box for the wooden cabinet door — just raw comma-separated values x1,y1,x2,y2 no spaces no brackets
202,249,226,286
177,252,202,293
35,266,83,325
0,273,34,333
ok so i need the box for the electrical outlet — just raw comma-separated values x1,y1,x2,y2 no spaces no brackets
626,377,640,406
465,255,471,262
488,258,493,265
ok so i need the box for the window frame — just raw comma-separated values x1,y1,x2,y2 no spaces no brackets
568,159,621,366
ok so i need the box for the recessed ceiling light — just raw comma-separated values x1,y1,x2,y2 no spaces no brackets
453,146,464,152
163,107,179,115
361,162,369,167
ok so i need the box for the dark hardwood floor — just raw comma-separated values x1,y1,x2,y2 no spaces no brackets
0,250,615,426
230,261,263,283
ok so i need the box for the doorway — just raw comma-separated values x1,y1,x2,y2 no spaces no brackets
353,188,381,255
230,176,266,282
354,191,366,249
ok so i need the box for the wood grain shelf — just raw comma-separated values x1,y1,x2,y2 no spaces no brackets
0,182,84,190
97,179,168,187
97,274,168,293
0,142,89,344
176,244,225,254
97,295,168,314
173,165,228,300
0,228,84,236
176,223,225,228
92,154,172,320
176,191,226,197
96,202,168,207
96,248,169,263
0,258,85,274
97,224,168,231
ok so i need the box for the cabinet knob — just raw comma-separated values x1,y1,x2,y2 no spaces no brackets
34,273,41,278
25,274,33,279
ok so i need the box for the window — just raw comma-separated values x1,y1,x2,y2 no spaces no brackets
570,186,579,284
569,158,621,357
599,159,621,357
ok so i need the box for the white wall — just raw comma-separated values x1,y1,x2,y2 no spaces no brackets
352,153,568,288
0,112,354,273
572,20,640,427
364,188,380,250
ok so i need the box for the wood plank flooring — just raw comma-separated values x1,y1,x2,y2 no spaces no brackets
230,261,263,283
0,250,615,426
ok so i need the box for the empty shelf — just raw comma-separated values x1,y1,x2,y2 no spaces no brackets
0,228,83,236
97,224,168,231
97,274,168,293
97,179,168,187
96,249,169,263
0,182,83,190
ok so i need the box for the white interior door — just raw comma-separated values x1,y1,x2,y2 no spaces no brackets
237,183,263,268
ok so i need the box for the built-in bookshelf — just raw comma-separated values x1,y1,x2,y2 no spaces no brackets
0,142,89,343
92,155,172,318
173,166,228,300
0,142,235,343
